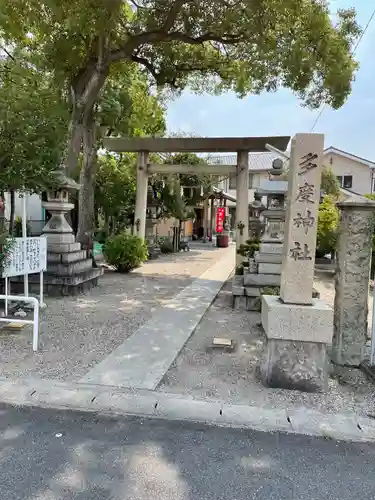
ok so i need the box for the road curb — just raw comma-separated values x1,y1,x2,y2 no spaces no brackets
1,376,375,443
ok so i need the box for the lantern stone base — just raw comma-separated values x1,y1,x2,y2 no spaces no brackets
260,295,333,392
12,267,103,296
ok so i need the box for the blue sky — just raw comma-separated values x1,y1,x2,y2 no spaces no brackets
166,1,374,160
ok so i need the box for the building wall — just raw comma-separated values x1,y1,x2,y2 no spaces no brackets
4,192,44,222
218,171,269,207
155,217,194,238
323,152,373,195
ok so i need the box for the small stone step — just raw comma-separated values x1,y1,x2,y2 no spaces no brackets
244,273,281,287
254,253,282,264
259,243,283,255
258,263,282,275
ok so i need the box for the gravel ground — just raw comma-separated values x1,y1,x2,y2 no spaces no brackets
158,274,375,417
0,243,229,381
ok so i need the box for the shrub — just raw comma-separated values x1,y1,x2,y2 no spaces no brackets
316,196,339,258
235,265,244,275
160,238,174,253
237,238,260,259
13,216,31,237
103,232,148,272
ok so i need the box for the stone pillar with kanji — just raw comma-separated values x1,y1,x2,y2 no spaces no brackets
261,133,333,392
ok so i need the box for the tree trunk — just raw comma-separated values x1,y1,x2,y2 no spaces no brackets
0,190,5,234
76,113,98,247
9,190,15,234
67,65,109,246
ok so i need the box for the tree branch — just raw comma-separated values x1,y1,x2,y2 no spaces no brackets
162,0,186,33
109,28,246,63
0,45,15,61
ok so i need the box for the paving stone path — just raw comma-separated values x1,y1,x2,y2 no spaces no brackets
0,243,229,381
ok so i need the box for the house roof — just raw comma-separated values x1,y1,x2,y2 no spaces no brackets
208,146,375,171
324,146,375,169
208,152,281,172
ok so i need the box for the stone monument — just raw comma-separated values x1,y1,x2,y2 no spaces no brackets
261,133,333,392
331,195,375,366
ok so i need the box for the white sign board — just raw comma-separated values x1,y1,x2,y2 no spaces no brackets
2,237,47,278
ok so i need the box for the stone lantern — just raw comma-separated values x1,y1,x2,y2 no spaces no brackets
42,171,80,246
40,170,103,295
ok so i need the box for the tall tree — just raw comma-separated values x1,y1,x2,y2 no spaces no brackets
76,62,165,244
1,0,361,236
0,53,69,194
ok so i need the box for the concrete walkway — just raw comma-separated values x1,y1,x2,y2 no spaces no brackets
80,247,235,390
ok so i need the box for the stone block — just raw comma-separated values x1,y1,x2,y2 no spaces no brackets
47,259,94,276
259,243,283,255
48,242,81,253
258,180,288,193
258,262,282,275
9,268,103,297
45,233,75,244
244,273,280,287
255,253,282,264
232,285,245,297
47,250,87,263
244,286,261,297
261,295,333,344
261,338,329,393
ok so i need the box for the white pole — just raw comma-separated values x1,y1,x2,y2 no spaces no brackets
32,298,39,352
4,277,8,317
371,283,375,365
22,193,28,297
39,270,46,308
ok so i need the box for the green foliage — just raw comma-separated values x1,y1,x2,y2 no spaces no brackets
316,196,340,258
95,154,137,229
237,239,260,259
0,233,15,272
149,152,211,222
103,232,148,273
261,286,280,296
235,265,244,276
159,239,174,254
13,217,31,237
321,166,340,198
2,1,360,109
0,55,68,192
100,63,166,139
364,194,375,251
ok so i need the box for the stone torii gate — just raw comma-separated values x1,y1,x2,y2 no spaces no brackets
103,136,290,261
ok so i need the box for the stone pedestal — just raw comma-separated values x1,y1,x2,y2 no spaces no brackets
261,133,332,392
331,196,375,366
261,337,329,393
235,151,249,266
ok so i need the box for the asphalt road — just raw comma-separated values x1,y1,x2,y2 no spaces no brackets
1,403,375,500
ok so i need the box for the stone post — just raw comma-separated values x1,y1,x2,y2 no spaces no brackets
331,196,375,366
210,197,215,240
203,198,209,241
236,151,249,266
133,151,149,239
261,133,333,392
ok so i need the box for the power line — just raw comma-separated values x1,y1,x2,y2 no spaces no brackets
310,7,375,132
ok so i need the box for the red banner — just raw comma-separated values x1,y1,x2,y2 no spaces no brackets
216,207,225,233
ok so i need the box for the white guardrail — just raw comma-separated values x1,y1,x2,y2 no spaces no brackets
0,294,39,351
